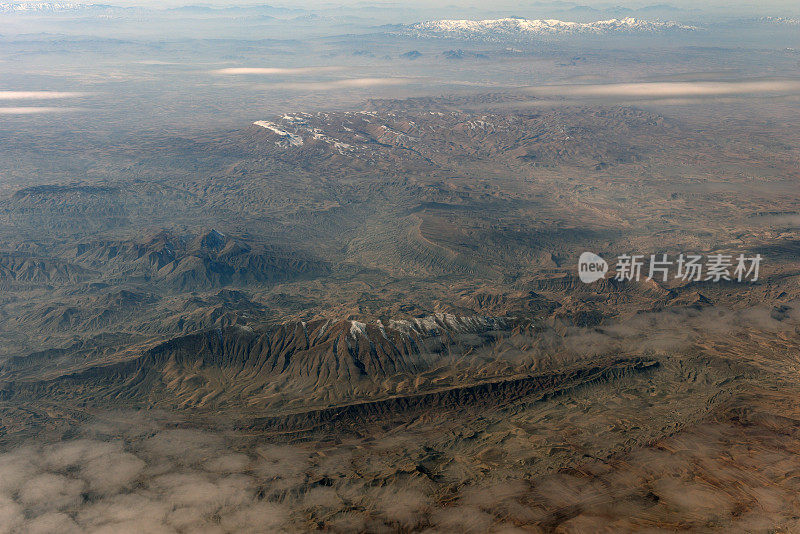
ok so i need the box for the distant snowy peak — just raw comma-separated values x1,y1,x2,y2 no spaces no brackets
0,2,95,13
757,16,800,25
398,17,697,40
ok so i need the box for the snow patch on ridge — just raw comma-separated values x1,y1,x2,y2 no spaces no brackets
350,320,367,338
0,2,87,12
254,114,360,154
253,120,304,147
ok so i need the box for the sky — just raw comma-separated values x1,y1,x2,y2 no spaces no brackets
64,0,798,16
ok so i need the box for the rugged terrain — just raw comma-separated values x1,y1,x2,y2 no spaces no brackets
0,93,799,532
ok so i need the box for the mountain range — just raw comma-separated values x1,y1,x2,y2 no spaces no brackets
395,17,698,41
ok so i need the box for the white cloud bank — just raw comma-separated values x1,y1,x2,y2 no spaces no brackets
526,80,800,98
211,66,344,75
0,107,84,114
262,77,414,91
0,91,89,100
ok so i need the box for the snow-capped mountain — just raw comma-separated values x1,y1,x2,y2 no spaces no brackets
396,17,697,41
0,1,143,15
0,2,100,13
756,16,800,25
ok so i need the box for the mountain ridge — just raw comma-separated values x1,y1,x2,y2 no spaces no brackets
396,17,698,41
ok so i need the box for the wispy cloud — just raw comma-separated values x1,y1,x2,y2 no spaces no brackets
525,80,800,99
0,107,84,114
0,91,89,100
211,66,344,75
135,60,179,65
262,77,414,91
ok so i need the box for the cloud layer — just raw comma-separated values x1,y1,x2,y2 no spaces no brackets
261,77,414,91
0,107,84,114
0,92,89,100
0,303,797,533
526,80,800,99
211,67,344,75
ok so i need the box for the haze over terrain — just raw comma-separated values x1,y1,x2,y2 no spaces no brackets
0,1,799,532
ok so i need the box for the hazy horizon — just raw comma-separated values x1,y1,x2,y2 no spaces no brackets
1,1,799,532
